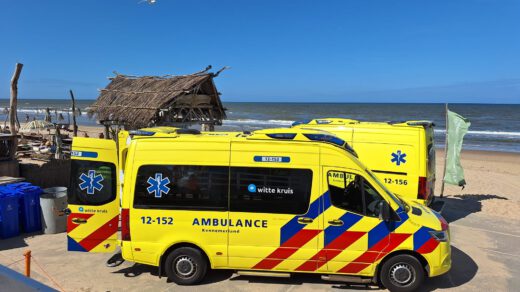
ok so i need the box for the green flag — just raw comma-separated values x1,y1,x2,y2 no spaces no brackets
444,110,471,187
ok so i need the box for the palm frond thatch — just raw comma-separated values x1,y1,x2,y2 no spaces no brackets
88,70,226,129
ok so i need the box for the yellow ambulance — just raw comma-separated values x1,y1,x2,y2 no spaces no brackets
66,128,450,291
292,118,436,206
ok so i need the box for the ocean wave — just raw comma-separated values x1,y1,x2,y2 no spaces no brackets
223,119,294,126
434,129,520,137
7,108,88,116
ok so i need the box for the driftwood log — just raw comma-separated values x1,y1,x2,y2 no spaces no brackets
9,63,23,159
9,63,23,133
70,89,78,136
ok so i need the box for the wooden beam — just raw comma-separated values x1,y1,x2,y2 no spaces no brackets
9,63,23,134
9,63,23,159
104,124,110,139
69,90,78,136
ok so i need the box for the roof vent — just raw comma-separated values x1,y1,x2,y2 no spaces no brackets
176,129,201,135
128,130,156,136
303,133,345,147
266,133,297,140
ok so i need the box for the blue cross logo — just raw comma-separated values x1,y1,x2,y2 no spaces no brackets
79,170,104,195
391,150,407,166
147,173,171,198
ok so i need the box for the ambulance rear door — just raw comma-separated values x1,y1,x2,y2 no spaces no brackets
67,137,119,253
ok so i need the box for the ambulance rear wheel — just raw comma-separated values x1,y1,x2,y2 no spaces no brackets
165,247,208,285
380,254,424,292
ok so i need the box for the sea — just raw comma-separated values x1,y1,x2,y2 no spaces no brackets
1,99,519,153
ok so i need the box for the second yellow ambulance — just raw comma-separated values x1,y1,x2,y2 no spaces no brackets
292,118,436,206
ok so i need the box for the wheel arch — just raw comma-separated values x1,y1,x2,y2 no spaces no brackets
374,250,430,283
159,242,212,273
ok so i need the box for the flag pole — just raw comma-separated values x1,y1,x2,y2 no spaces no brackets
440,103,449,198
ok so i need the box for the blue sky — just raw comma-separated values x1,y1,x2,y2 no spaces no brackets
1,0,519,103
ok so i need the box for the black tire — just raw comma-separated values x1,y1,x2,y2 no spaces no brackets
164,247,208,285
380,254,425,292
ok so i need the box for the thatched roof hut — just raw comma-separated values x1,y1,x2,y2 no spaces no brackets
89,68,227,129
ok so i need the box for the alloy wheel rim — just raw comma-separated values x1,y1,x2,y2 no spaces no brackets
389,263,415,287
174,256,196,278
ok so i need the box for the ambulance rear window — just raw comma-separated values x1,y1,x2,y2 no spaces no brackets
69,160,117,206
133,165,228,210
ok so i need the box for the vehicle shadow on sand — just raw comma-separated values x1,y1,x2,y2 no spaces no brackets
229,273,380,290
438,194,508,223
422,245,478,291
111,263,233,284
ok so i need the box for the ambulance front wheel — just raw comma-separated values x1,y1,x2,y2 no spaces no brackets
380,254,425,292
165,247,208,285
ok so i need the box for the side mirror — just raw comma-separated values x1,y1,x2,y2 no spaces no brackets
378,201,391,222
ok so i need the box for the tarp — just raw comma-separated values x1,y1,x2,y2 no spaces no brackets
444,110,471,186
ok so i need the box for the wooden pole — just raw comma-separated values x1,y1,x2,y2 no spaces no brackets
55,126,62,159
69,90,78,136
24,250,31,277
9,63,23,159
104,124,110,139
440,103,449,198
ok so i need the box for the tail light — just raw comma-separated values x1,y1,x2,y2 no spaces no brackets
121,208,131,241
439,215,449,231
418,176,429,200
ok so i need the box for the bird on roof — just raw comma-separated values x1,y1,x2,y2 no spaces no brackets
138,0,156,4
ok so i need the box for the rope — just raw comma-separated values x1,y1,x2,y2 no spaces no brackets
5,258,25,267
31,255,67,292
0,252,15,261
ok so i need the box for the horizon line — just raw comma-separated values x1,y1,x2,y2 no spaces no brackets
1,98,519,106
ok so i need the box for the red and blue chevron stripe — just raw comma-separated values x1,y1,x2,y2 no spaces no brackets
67,213,119,252
337,207,410,273
254,192,331,270
255,194,442,273
296,212,364,271
279,191,331,245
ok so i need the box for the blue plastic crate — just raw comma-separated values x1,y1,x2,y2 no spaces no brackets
0,190,20,239
2,183,43,233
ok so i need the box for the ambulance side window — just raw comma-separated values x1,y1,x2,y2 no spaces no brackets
230,167,312,214
69,160,117,206
133,165,228,210
327,171,383,217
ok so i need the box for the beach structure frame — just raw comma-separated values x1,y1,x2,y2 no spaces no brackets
88,66,227,130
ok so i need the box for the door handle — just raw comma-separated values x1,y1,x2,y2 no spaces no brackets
328,219,344,226
71,217,88,224
297,217,314,224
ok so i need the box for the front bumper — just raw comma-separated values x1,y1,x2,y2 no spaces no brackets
429,242,451,277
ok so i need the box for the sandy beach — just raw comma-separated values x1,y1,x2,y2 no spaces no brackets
435,149,520,220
